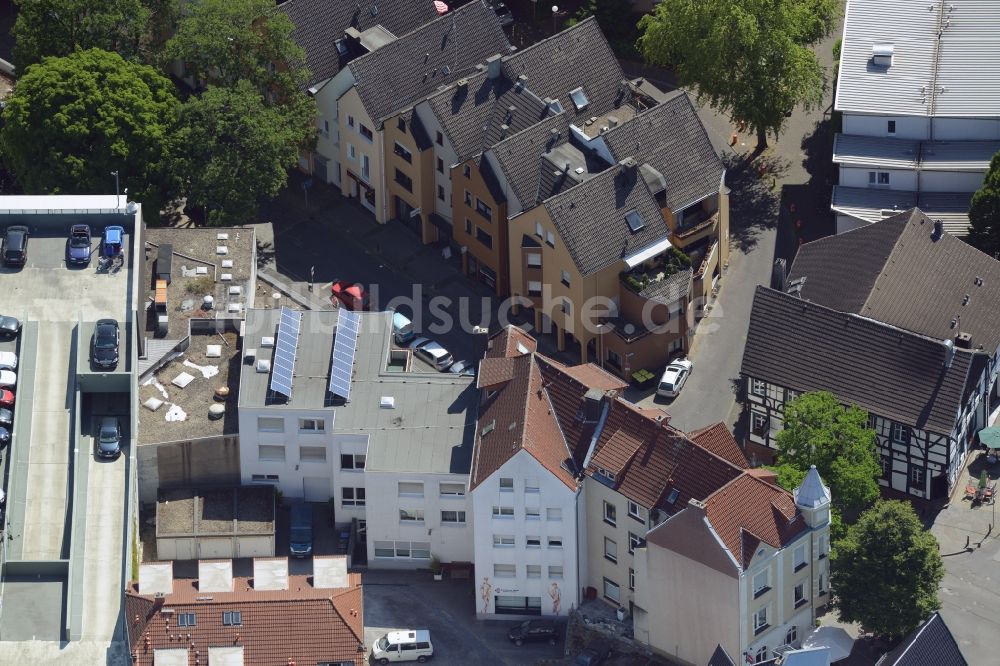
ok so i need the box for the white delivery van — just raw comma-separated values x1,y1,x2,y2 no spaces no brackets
392,312,416,345
372,629,434,663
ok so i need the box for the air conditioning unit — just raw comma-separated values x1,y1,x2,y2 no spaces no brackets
380,396,396,409
256,359,271,373
261,336,275,348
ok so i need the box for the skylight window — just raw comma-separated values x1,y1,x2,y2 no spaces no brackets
625,209,644,232
549,99,564,114
335,39,348,57
569,87,589,111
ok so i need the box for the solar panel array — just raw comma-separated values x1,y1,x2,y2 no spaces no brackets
269,307,301,397
328,310,361,400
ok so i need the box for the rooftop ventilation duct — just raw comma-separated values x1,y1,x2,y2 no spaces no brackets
486,54,502,79
872,43,894,67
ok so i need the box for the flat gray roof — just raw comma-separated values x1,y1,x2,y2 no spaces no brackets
832,185,972,236
833,134,1000,170
239,309,478,474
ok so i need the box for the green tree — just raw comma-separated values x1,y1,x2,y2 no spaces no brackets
12,0,157,69
567,1,641,60
967,152,1000,257
831,500,943,639
0,48,179,214
638,0,839,152
169,82,302,225
774,391,881,515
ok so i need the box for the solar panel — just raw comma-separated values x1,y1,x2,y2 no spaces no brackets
269,307,301,397
328,310,361,400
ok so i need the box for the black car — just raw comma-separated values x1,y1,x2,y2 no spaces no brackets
2,225,29,267
0,407,11,428
91,319,120,369
97,416,122,459
507,620,559,646
0,426,9,448
0,315,20,338
574,638,613,666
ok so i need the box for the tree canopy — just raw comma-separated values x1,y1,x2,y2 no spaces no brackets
0,48,178,214
831,500,944,640
638,0,839,151
170,82,302,226
967,151,1000,257
773,391,881,515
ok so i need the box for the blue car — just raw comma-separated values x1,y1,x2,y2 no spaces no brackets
67,224,92,265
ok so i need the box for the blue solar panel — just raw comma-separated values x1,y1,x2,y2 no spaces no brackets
270,307,301,397
328,310,361,400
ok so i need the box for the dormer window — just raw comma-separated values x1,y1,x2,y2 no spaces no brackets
549,99,564,114
872,44,894,68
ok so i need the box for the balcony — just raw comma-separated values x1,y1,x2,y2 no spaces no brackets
671,210,719,247
620,246,692,296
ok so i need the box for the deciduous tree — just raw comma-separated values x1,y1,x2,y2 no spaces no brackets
967,152,1000,257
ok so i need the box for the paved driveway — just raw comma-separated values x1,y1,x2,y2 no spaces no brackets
362,570,564,665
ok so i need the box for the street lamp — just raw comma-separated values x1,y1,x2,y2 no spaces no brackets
111,170,120,208
551,5,558,34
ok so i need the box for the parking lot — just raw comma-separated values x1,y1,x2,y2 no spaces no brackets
362,570,564,665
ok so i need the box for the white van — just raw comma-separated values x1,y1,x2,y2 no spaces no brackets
372,629,434,663
392,311,416,345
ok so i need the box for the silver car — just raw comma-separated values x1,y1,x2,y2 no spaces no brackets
409,337,455,371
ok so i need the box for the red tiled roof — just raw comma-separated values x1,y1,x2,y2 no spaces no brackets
485,325,537,359
703,473,807,569
125,572,364,666
590,428,644,475
689,422,749,469
556,363,628,392
477,357,515,389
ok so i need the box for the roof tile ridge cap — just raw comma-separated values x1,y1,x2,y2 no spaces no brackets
326,595,365,643
857,214,912,314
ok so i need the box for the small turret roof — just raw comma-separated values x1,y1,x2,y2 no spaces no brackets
794,465,831,510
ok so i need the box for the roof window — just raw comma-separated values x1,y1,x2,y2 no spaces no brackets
872,44,893,68
569,87,589,111
625,209,644,232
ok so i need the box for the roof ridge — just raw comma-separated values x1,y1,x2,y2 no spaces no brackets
856,209,918,313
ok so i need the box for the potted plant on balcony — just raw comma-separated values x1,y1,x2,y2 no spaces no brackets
430,554,443,581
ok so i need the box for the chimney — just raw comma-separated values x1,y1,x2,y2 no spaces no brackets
516,74,528,88
618,157,637,183
944,338,956,368
955,332,973,349
582,389,603,422
456,78,469,91
932,220,944,241
486,54,502,79
344,27,362,44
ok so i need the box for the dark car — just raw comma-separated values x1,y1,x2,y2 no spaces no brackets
67,224,93,265
0,315,21,338
91,319,120,369
289,503,314,558
2,225,29,267
97,416,122,459
0,407,11,428
574,638,613,666
507,620,559,646
0,426,9,448
489,0,513,26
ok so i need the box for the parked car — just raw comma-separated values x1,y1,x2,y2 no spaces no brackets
97,416,122,459
392,311,416,345
656,358,693,398
2,225,29,267
67,224,93,265
507,619,559,646
372,629,434,664
0,407,11,428
447,360,476,377
0,370,15,388
0,426,9,448
289,503,314,558
0,351,16,370
330,280,369,311
0,315,21,338
0,388,13,408
91,319,120,369
488,0,513,26
574,638,613,666
410,337,454,371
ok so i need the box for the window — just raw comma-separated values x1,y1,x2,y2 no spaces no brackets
298,418,324,432
625,209,644,232
786,626,797,646
436,131,443,146
526,536,541,548
887,120,896,134
348,115,355,128
569,87,589,111
603,501,617,526
910,466,926,488
374,541,394,558
596,466,616,482
535,222,544,238
437,184,445,201
493,505,514,518
560,270,571,287
818,573,827,594
475,198,492,221
604,537,618,563
560,299,571,316
525,506,541,519
441,510,466,524
320,119,329,138
440,482,465,496
753,606,768,634
603,578,620,603
527,253,542,267
754,646,769,663
222,611,241,626
751,379,766,396
463,164,471,178
361,153,370,181
525,477,539,492
360,124,373,141
545,231,555,247
411,542,431,559
398,481,424,497
258,445,285,461
394,142,412,163
629,568,635,590
436,157,444,173
397,117,406,132
493,534,515,547
892,423,910,445
753,569,770,597
347,143,356,161
257,417,283,433
464,189,472,205
548,99,564,114
880,457,891,478
547,508,562,521
547,537,563,549
868,170,890,186
464,218,472,234
341,454,365,470
794,580,808,607
342,487,366,507
374,541,429,559
394,169,413,192
628,501,643,521
751,411,768,436
399,508,425,523
549,565,564,579
793,544,807,571
526,564,542,579
527,281,542,296
177,612,196,627
494,563,516,577
499,477,514,491
300,446,327,462
666,488,679,504
628,532,644,554
251,474,279,483
818,535,828,559
476,227,493,249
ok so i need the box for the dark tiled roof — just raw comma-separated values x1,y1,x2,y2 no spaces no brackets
877,612,968,666
792,208,1000,356
709,644,738,666
543,162,670,276
484,112,573,206
126,571,364,666
689,422,749,469
741,286,981,434
347,1,511,125
279,0,437,88
603,91,724,212
501,18,629,123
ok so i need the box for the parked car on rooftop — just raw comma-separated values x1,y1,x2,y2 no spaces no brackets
0,388,13,408
0,370,15,388
67,224,93,265
409,337,454,371
2,225,29,267
0,351,16,370
0,315,21,338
